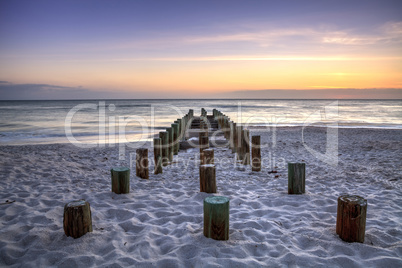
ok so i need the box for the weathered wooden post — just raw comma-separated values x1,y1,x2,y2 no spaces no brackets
204,196,229,240
251,136,261,171
166,127,173,161
184,116,188,139
136,148,149,179
203,120,209,137
219,115,224,129
241,129,250,165
182,115,188,140
221,116,226,137
176,118,182,141
159,131,169,166
171,123,179,155
199,134,209,154
288,163,305,194
236,126,243,159
199,130,208,140
153,138,162,174
229,121,234,151
336,194,367,243
224,117,230,139
63,199,93,239
111,167,130,194
231,122,236,153
199,164,216,193
202,148,214,165
201,108,207,117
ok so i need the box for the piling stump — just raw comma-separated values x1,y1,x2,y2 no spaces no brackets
166,127,174,161
236,126,243,159
336,194,367,243
63,200,93,239
199,135,209,154
231,122,237,153
159,131,169,166
136,148,149,179
199,164,216,193
288,163,305,194
202,148,214,165
229,122,234,151
241,129,250,165
177,118,183,141
251,136,261,171
171,123,179,155
204,196,229,240
153,138,163,174
111,167,130,194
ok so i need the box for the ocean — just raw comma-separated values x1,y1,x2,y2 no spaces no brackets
0,99,401,145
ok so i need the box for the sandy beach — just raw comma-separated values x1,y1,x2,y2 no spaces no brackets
0,127,401,267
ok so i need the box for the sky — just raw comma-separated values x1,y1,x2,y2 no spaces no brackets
0,0,401,99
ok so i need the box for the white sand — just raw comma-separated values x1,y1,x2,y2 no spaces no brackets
0,127,401,267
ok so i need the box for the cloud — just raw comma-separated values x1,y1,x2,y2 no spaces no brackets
3,21,401,64
0,83,106,100
180,21,402,49
213,88,402,99
0,81,129,100
322,21,402,45
0,82,185,100
183,28,318,43
92,55,402,62
381,21,402,35
1,82,401,100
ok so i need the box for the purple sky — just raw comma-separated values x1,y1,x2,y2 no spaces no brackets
0,0,401,99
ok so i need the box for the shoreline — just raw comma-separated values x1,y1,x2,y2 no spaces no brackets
1,125,401,147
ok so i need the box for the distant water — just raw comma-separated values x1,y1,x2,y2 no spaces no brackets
0,99,401,145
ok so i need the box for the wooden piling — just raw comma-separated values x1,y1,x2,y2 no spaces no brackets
251,136,261,171
111,167,130,194
229,121,234,151
182,115,188,140
202,148,214,165
159,131,169,166
241,129,250,165
63,200,93,239
288,163,305,194
166,127,173,161
200,135,209,154
153,138,162,174
204,196,229,240
336,195,367,243
171,123,179,155
176,118,183,141
224,117,230,139
231,122,236,153
199,164,216,193
136,148,149,179
236,126,243,159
